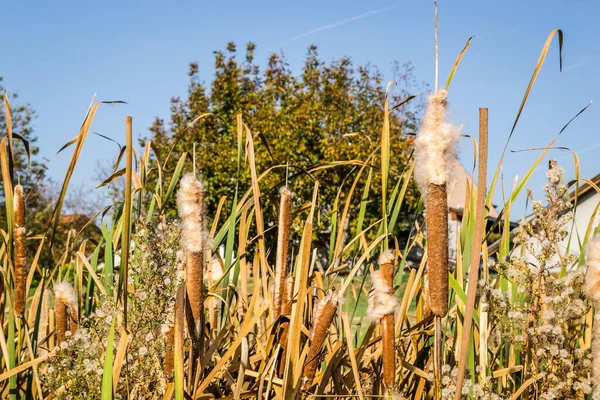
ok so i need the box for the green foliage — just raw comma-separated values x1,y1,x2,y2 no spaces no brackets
145,43,423,252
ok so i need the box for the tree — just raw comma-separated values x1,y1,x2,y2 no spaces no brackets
145,43,424,258
0,78,97,268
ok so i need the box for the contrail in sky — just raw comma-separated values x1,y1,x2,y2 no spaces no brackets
283,3,401,44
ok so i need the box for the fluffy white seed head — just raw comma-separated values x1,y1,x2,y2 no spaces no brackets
414,90,461,189
177,173,209,253
585,233,600,304
379,249,395,266
367,270,398,321
54,282,78,311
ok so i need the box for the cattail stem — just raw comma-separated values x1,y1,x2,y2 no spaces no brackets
380,259,395,389
14,184,26,317
302,298,337,390
455,108,488,399
274,188,292,318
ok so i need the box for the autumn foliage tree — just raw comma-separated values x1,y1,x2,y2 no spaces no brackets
147,42,424,258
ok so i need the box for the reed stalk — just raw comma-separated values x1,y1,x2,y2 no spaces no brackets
302,295,337,390
14,184,26,317
455,108,488,399
274,188,292,319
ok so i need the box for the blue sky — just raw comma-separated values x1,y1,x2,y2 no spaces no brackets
0,0,598,216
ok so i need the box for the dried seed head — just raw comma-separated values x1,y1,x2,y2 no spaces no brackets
425,183,449,317
310,294,334,340
303,294,338,389
414,90,460,189
177,173,209,253
14,184,25,228
54,282,76,344
54,282,77,311
274,187,292,318
367,270,398,321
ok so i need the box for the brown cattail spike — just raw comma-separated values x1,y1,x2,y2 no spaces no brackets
274,187,292,318
54,282,76,344
426,183,449,317
379,251,396,389
185,251,204,337
278,274,295,375
163,325,175,379
367,250,398,389
414,90,458,319
302,295,338,390
14,184,26,317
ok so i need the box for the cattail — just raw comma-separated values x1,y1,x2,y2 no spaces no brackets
302,294,338,390
278,274,295,375
414,90,459,318
54,282,77,344
163,324,175,379
367,250,397,389
585,233,600,393
177,173,209,349
14,184,27,317
274,187,292,318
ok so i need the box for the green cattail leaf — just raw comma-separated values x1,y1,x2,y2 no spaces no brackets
162,152,187,208
328,189,340,263
445,36,474,90
355,167,373,247
86,240,103,315
101,316,116,400
101,221,114,296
